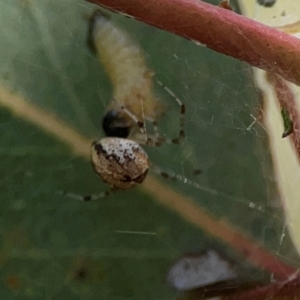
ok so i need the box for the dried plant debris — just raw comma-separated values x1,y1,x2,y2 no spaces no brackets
167,250,238,291
257,0,276,8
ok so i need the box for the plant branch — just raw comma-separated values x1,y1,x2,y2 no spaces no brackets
87,0,300,86
222,273,300,300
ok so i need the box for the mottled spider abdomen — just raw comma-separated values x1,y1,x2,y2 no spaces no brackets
91,138,149,190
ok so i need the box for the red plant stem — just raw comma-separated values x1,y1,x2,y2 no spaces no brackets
222,274,300,300
87,0,300,87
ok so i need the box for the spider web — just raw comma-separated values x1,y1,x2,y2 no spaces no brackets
0,0,298,299
239,0,300,285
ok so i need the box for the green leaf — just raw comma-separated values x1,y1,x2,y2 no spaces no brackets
0,0,297,299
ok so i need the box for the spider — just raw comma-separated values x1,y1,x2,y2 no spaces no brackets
63,10,185,201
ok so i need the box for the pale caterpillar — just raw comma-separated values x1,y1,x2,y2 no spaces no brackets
88,10,166,138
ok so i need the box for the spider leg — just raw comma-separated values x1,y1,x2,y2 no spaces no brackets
120,80,185,147
120,106,163,146
156,80,185,145
144,120,164,146
152,162,202,181
57,189,112,202
151,165,178,181
120,105,146,134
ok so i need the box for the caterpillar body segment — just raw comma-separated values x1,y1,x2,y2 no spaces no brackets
88,11,165,124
